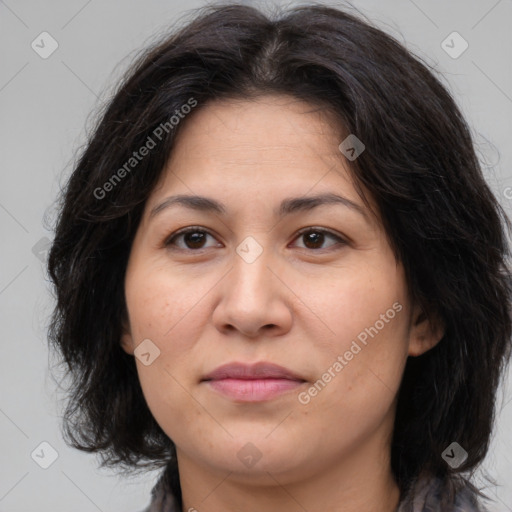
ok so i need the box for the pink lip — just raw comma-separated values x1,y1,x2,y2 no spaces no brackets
202,362,306,402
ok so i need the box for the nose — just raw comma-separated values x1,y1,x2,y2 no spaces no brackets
212,244,293,338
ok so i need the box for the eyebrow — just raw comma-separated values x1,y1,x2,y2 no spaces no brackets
149,192,370,222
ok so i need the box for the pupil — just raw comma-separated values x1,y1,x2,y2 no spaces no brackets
186,232,205,248
305,232,323,248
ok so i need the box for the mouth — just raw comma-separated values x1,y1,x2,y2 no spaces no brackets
201,361,307,402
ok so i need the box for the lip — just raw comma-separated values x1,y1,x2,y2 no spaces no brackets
202,362,307,402
203,361,305,381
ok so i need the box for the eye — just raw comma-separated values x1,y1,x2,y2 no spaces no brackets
164,226,347,252
164,227,221,251
292,227,346,251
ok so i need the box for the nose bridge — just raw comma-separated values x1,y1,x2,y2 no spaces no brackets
231,234,274,297
212,232,292,336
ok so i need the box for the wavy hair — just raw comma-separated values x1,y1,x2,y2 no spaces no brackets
47,2,512,508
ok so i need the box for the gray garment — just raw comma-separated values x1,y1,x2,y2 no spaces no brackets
395,475,490,512
141,471,490,512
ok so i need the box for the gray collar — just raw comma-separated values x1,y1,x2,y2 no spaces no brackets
142,473,490,512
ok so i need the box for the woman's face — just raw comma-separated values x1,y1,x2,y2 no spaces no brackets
121,94,441,485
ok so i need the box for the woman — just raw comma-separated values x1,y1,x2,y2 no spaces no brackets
47,3,512,511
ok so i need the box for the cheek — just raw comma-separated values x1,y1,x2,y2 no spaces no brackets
303,260,409,406
125,260,209,346
311,256,408,350
124,264,217,426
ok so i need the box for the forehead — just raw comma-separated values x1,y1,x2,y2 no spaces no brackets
167,94,347,165
145,94,380,227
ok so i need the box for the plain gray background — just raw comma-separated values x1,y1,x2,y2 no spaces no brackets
1,0,512,510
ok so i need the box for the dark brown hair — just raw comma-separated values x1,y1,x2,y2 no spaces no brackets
47,2,512,508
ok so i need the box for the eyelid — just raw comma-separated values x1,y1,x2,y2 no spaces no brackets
291,226,348,252
163,226,347,251
294,226,346,244
163,226,220,250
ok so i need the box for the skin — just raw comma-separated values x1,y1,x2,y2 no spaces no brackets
121,94,444,512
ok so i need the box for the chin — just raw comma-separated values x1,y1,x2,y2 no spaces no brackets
202,437,311,478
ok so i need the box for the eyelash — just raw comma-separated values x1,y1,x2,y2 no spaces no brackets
163,226,347,252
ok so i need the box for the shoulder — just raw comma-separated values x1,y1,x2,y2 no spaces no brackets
139,473,181,512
